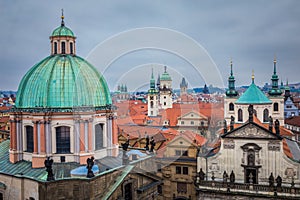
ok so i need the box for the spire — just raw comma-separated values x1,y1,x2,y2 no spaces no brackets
273,56,277,75
180,77,188,88
252,70,255,84
61,9,65,26
150,68,155,89
151,68,154,79
164,66,167,73
268,57,282,96
225,59,238,97
230,59,233,76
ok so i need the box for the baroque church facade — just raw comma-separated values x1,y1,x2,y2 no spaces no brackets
197,59,300,199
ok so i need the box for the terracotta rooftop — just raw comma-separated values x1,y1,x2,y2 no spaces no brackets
285,116,300,127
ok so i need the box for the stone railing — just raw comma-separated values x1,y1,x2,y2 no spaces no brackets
195,179,300,198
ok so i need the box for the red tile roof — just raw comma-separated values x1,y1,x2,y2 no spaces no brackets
282,139,293,159
285,116,300,127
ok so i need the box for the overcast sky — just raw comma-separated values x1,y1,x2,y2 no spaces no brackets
0,0,300,91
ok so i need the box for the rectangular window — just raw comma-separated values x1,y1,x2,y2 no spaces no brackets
56,126,70,153
176,166,181,174
61,42,66,54
54,42,57,54
70,42,73,54
175,150,181,156
95,123,104,150
26,126,34,152
182,151,188,156
183,167,188,175
177,182,187,193
191,121,194,125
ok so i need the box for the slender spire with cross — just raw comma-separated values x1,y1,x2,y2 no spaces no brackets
230,58,233,76
273,54,277,74
61,9,65,26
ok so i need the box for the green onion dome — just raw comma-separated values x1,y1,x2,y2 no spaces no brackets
15,55,112,109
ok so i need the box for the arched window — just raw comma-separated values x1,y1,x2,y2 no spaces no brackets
70,42,73,54
26,126,34,152
95,123,104,150
61,42,66,54
263,109,269,122
229,103,234,111
54,42,57,54
273,103,279,111
238,109,243,122
56,126,70,153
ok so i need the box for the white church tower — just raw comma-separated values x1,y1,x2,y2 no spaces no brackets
159,66,173,109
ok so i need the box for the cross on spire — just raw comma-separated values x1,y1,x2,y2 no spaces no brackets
61,9,65,26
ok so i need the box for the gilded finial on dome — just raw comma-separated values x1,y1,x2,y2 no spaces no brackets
252,69,255,83
274,54,277,63
61,9,65,26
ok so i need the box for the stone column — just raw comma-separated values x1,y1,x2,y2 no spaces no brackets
80,120,85,152
40,121,46,153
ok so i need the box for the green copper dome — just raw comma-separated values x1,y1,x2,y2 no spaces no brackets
51,25,74,37
236,82,272,104
16,55,112,109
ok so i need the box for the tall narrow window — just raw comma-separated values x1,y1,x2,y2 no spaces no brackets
56,126,70,153
176,166,181,174
238,109,243,122
229,103,234,111
54,42,57,54
274,103,279,111
70,42,73,54
26,126,34,152
183,167,189,175
95,123,104,150
61,42,66,54
247,149,255,166
124,183,132,200
263,109,269,122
